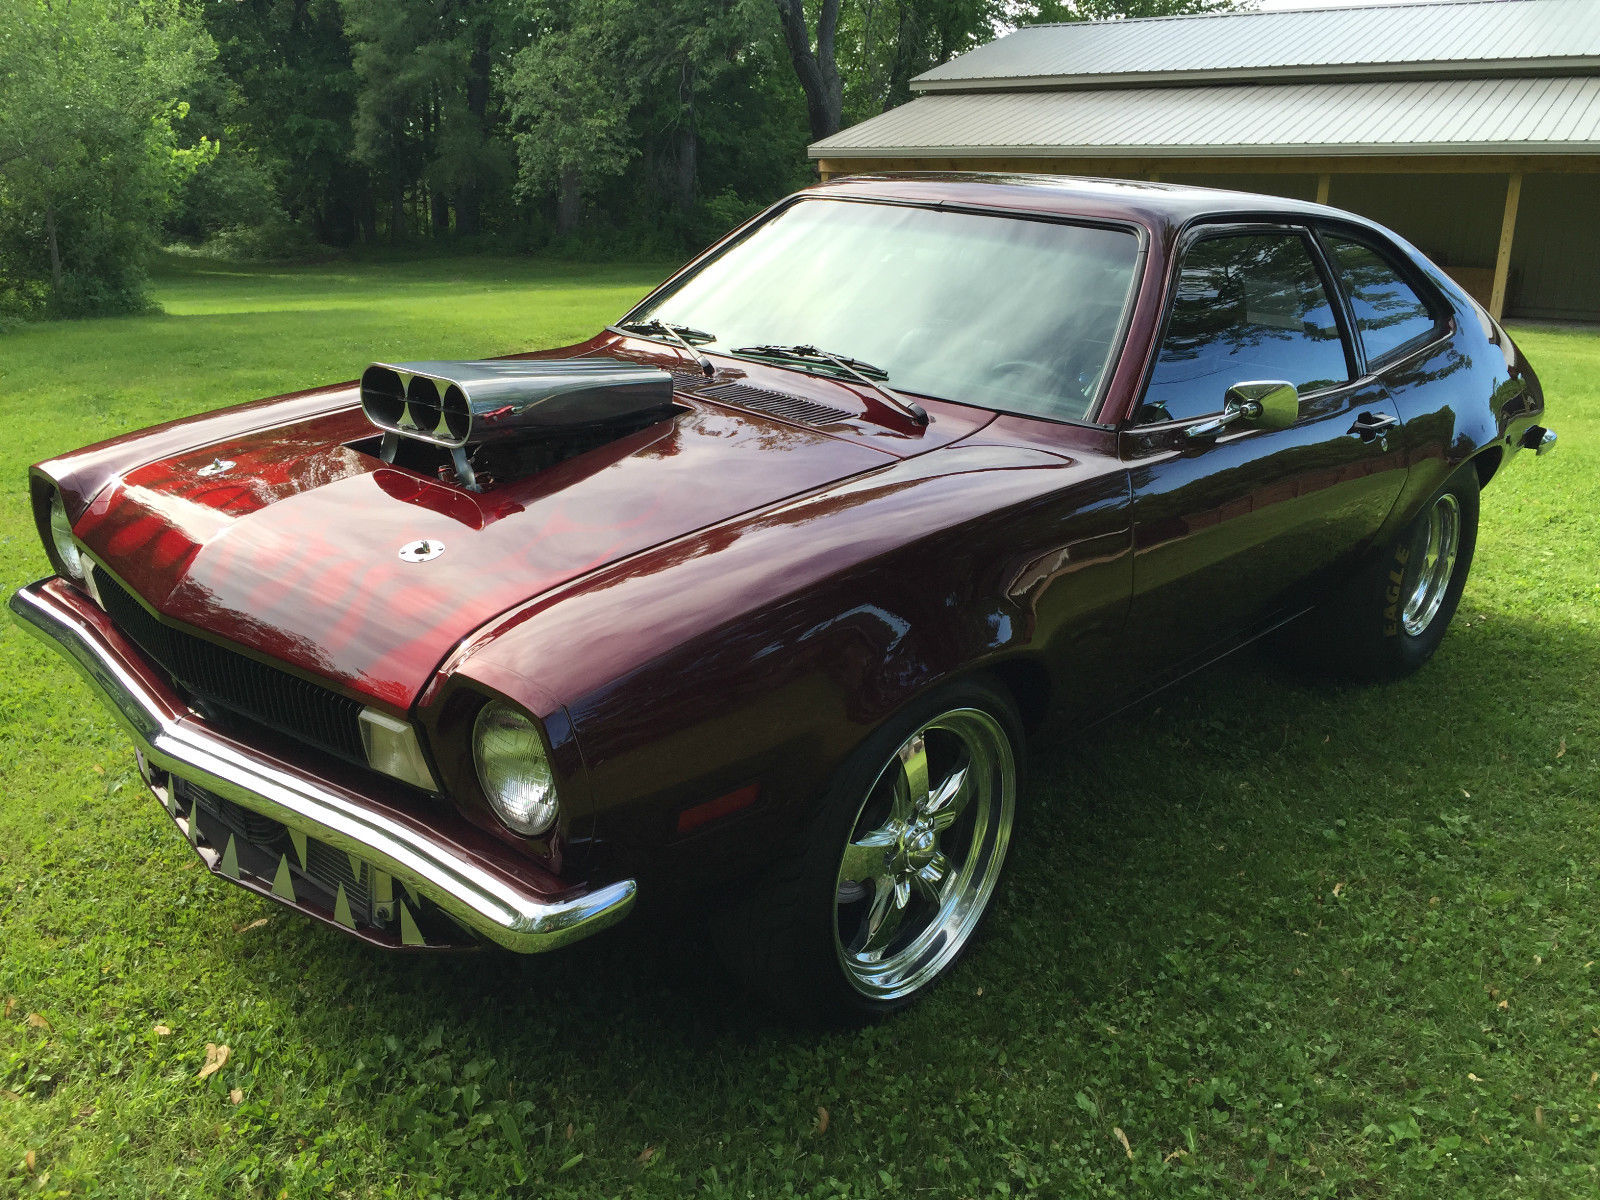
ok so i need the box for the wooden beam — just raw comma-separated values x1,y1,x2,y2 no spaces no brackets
1315,173,1331,204
1490,171,1522,320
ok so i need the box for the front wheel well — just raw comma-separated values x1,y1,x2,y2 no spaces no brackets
981,657,1051,732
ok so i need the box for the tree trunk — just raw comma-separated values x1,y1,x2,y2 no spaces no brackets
44,204,62,298
885,2,928,112
390,180,406,242
774,0,843,142
456,21,492,237
431,188,450,237
674,60,698,214
456,184,481,239
557,166,581,236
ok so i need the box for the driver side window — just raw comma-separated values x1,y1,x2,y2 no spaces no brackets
1138,231,1351,425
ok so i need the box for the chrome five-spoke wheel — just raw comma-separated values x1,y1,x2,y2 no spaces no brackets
833,707,1016,1002
1401,492,1462,636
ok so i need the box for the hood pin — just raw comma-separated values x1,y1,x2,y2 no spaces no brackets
196,458,235,477
399,539,445,563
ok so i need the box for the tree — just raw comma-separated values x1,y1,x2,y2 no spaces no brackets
0,0,213,317
199,0,368,244
773,0,842,141
503,1,641,235
1028,0,1233,18
341,0,516,241
784,0,1237,150
505,0,770,234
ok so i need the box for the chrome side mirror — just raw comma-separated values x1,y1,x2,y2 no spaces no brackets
1185,380,1299,440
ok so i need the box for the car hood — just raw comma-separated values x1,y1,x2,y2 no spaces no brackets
72,397,910,709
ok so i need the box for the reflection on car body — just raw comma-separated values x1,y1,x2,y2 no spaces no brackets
13,174,1554,1021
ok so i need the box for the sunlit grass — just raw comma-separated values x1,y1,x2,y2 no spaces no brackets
0,261,1595,1198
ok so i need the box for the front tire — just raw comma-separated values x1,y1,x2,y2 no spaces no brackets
1296,463,1480,681
713,678,1022,1024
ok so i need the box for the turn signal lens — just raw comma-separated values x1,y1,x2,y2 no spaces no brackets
473,701,559,836
359,708,440,791
48,491,85,581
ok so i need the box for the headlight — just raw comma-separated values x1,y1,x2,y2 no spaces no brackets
473,700,560,836
48,491,85,581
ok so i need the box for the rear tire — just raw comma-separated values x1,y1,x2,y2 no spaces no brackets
712,678,1023,1024
1291,463,1480,681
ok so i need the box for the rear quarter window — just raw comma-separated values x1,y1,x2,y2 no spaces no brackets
1323,235,1442,364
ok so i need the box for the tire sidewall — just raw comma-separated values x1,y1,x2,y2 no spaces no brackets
770,676,1025,1023
1377,464,1480,671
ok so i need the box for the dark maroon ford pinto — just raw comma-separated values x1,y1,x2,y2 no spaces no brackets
13,175,1556,1019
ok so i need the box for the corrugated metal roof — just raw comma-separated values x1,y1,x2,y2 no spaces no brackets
811,74,1600,158
913,0,1600,92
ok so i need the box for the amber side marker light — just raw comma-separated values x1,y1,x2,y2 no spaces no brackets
676,784,759,835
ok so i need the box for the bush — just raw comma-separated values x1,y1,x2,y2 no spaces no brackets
197,218,329,263
170,148,282,242
691,189,767,248
0,0,214,320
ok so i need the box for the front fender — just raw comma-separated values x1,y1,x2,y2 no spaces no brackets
443,442,1130,892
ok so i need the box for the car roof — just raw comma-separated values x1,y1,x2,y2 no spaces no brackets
808,171,1358,239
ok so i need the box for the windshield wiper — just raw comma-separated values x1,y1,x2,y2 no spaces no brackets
732,344,929,427
617,318,716,378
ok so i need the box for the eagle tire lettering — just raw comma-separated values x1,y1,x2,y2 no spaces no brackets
1382,546,1411,638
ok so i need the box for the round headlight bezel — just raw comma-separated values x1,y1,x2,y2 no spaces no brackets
472,699,560,837
48,489,86,582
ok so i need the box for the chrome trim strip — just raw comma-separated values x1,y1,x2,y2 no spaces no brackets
8,580,636,953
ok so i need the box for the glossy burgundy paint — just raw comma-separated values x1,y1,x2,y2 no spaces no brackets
69,388,930,710
29,175,1547,916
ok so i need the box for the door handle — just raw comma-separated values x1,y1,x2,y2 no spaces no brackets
1348,412,1399,443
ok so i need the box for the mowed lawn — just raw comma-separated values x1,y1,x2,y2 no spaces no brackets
1,255,1597,1199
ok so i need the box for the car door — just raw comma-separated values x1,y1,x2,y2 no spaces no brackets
1117,223,1411,685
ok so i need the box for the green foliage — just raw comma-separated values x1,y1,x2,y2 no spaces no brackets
200,0,367,242
342,0,515,239
5,0,1244,299
194,218,329,263
1030,0,1234,18
504,0,649,223
0,262,1597,1195
0,0,214,318
504,0,776,233
181,0,1236,260
838,0,1008,118
170,148,284,242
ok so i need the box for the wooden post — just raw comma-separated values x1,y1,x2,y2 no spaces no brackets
1490,172,1522,320
1315,173,1331,205
1148,172,1162,183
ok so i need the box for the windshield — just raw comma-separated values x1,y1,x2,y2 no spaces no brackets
625,198,1141,422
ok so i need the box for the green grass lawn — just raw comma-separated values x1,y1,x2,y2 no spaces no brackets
1,256,1597,1198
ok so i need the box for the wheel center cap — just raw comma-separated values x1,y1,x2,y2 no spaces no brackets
898,822,938,873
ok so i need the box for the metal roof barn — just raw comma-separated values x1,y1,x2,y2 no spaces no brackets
811,0,1600,322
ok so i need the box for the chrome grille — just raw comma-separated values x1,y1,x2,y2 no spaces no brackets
93,568,366,763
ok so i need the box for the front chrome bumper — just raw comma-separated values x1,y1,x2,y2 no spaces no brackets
8,578,636,953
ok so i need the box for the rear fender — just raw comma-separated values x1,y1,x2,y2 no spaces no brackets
1369,263,1545,544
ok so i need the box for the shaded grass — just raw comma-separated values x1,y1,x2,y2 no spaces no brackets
1,260,1596,1198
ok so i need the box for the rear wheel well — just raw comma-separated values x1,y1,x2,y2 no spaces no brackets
982,658,1051,732
1473,446,1503,490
